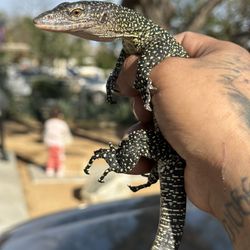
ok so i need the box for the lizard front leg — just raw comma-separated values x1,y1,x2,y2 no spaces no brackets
135,39,188,111
106,49,127,104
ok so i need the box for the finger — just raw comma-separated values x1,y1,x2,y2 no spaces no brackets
116,55,138,97
117,32,218,95
129,157,155,175
174,31,219,57
125,121,153,134
132,96,153,124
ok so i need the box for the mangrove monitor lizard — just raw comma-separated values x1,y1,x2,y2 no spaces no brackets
34,1,189,249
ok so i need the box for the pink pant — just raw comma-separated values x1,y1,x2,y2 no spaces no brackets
46,146,64,171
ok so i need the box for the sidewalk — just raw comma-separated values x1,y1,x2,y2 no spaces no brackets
0,152,28,233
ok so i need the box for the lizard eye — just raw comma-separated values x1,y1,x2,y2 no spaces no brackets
70,8,83,17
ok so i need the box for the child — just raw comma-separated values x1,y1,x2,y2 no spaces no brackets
43,107,72,177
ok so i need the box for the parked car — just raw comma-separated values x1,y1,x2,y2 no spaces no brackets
0,195,231,250
67,66,107,105
77,75,107,106
6,66,31,96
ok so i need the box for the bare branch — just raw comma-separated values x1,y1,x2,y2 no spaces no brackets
187,0,224,31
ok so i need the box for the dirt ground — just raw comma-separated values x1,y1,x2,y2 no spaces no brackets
5,121,158,219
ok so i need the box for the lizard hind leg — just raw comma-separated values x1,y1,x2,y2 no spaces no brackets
84,142,131,183
98,168,113,183
83,147,116,176
129,166,159,192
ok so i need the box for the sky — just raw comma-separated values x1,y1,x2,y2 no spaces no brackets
0,0,120,17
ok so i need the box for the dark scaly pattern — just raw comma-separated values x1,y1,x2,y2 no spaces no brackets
34,2,188,249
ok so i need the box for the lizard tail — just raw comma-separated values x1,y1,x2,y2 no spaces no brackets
152,159,186,250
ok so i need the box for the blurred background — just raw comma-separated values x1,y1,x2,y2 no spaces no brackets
0,0,249,249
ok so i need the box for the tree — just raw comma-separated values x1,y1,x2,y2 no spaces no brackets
121,0,250,50
185,0,223,31
95,45,117,69
122,0,174,28
220,0,250,49
29,76,72,122
122,0,224,31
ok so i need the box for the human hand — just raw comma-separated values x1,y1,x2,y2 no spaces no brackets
117,32,250,248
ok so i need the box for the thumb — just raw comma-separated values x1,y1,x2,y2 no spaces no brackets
175,32,220,57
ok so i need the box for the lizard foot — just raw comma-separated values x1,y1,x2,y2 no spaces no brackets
84,141,138,183
98,168,113,183
83,145,116,176
128,182,152,192
84,129,158,189
129,166,159,192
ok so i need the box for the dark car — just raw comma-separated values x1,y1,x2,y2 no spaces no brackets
0,195,231,250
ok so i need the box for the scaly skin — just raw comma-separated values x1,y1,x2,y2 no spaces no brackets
34,2,188,249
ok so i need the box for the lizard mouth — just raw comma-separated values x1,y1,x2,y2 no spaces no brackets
33,23,58,31
33,18,95,33
33,20,91,32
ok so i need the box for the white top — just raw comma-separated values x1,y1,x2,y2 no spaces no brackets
44,118,73,147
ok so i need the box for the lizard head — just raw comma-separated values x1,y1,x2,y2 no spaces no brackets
33,1,136,42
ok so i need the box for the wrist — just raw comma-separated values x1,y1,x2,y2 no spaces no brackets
216,135,250,248
221,176,250,250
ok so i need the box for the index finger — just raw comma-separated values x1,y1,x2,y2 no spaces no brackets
117,32,216,95
174,32,224,57
116,55,138,97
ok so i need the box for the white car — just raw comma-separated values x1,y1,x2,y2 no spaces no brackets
81,75,107,105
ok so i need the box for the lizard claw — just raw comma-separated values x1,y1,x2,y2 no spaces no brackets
128,185,139,192
98,178,105,183
98,168,112,183
83,166,90,175
149,84,157,91
84,170,90,175
106,96,116,104
128,182,152,192
144,103,152,112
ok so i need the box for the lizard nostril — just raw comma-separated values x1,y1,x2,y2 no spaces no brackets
33,17,41,25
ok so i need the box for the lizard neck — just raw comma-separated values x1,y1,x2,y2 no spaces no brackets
122,24,165,55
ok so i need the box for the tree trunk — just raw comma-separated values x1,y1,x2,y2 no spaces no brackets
122,0,224,32
186,0,224,31
122,0,174,28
